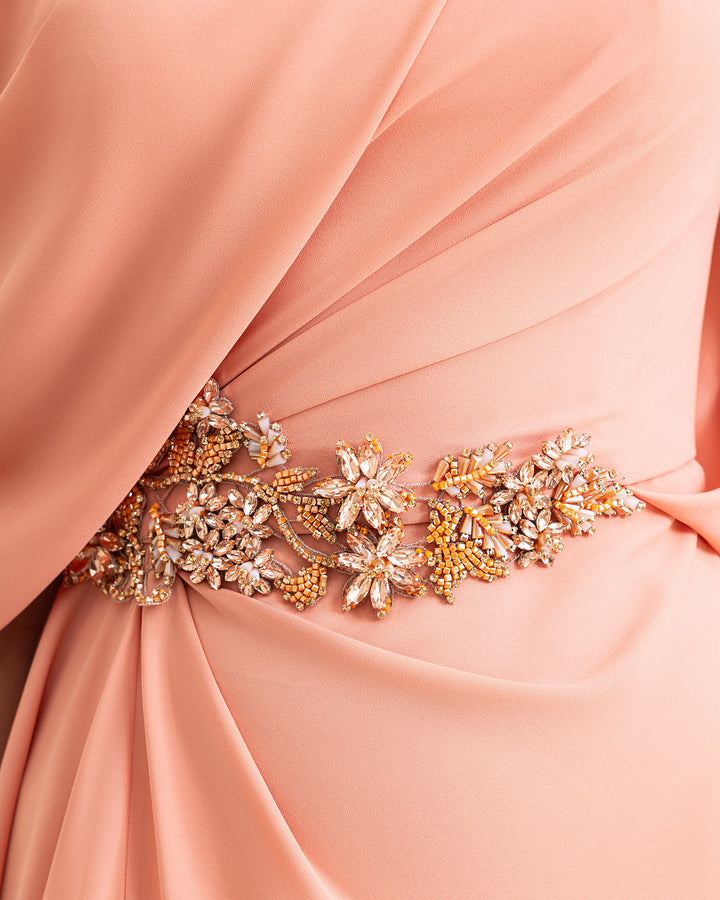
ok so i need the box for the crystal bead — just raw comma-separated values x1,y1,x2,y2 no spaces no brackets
370,576,391,615
357,437,380,478
336,442,360,482
337,493,362,530
343,572,372,609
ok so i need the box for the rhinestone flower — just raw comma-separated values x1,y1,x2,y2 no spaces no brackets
64,378,645,613
314,435,415,531
205,488,273,554
224,546,287,595
180,529,236,590
187,378,236,440
335,524,426,618
175,482,227,540
491,459,550,525
514,506,566,567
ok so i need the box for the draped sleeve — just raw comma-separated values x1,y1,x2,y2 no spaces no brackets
0,0,447,626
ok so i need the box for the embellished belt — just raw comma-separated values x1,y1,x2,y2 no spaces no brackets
64,380,644,618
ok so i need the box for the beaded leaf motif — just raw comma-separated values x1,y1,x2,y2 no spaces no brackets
64,380,644,617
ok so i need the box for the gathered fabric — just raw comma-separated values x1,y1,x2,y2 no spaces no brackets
1,1,720,897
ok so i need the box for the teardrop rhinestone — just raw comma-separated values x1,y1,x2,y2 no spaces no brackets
357,438,380,478
343,572,372,609
374,485,406,513
376,525,403,558
336,442,360,482
362,496,385,530
369,576,391,615
389,568,425,596
376,451,412,484
337,493,362,530
244,491,257,515
336,552,368,573
345,530,375,558
314,477,355,500
199,483,216,504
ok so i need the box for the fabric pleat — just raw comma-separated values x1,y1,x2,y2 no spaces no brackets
2,1,720,896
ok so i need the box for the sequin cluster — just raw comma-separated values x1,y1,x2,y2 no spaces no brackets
64,380,645,618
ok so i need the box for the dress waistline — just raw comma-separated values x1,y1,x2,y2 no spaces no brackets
64,380,644,618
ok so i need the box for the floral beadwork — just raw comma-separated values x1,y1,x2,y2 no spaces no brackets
64,380,645,617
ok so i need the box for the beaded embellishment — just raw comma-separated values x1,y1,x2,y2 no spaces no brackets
64,380,644,618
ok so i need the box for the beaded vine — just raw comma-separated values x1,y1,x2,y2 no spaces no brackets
64,380,644,618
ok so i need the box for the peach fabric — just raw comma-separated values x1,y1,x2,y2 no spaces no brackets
2,1,720,897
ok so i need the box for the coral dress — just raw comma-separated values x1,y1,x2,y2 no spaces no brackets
2,1,720,897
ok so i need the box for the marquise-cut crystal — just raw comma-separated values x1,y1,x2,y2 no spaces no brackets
376,451,412,483
345,530,375,558
387,547,424,568
343,572,372,609
363,496,385,530
357,438,380,478
376,525,403,558
374,485,406,513
336,442,361,482
389,568,424,596
337,493,363,530
65,374,643,614
315,477,355,500
369,576,391,614
336,551,367,573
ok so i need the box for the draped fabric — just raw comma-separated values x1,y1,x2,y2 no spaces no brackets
1,1,720,896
